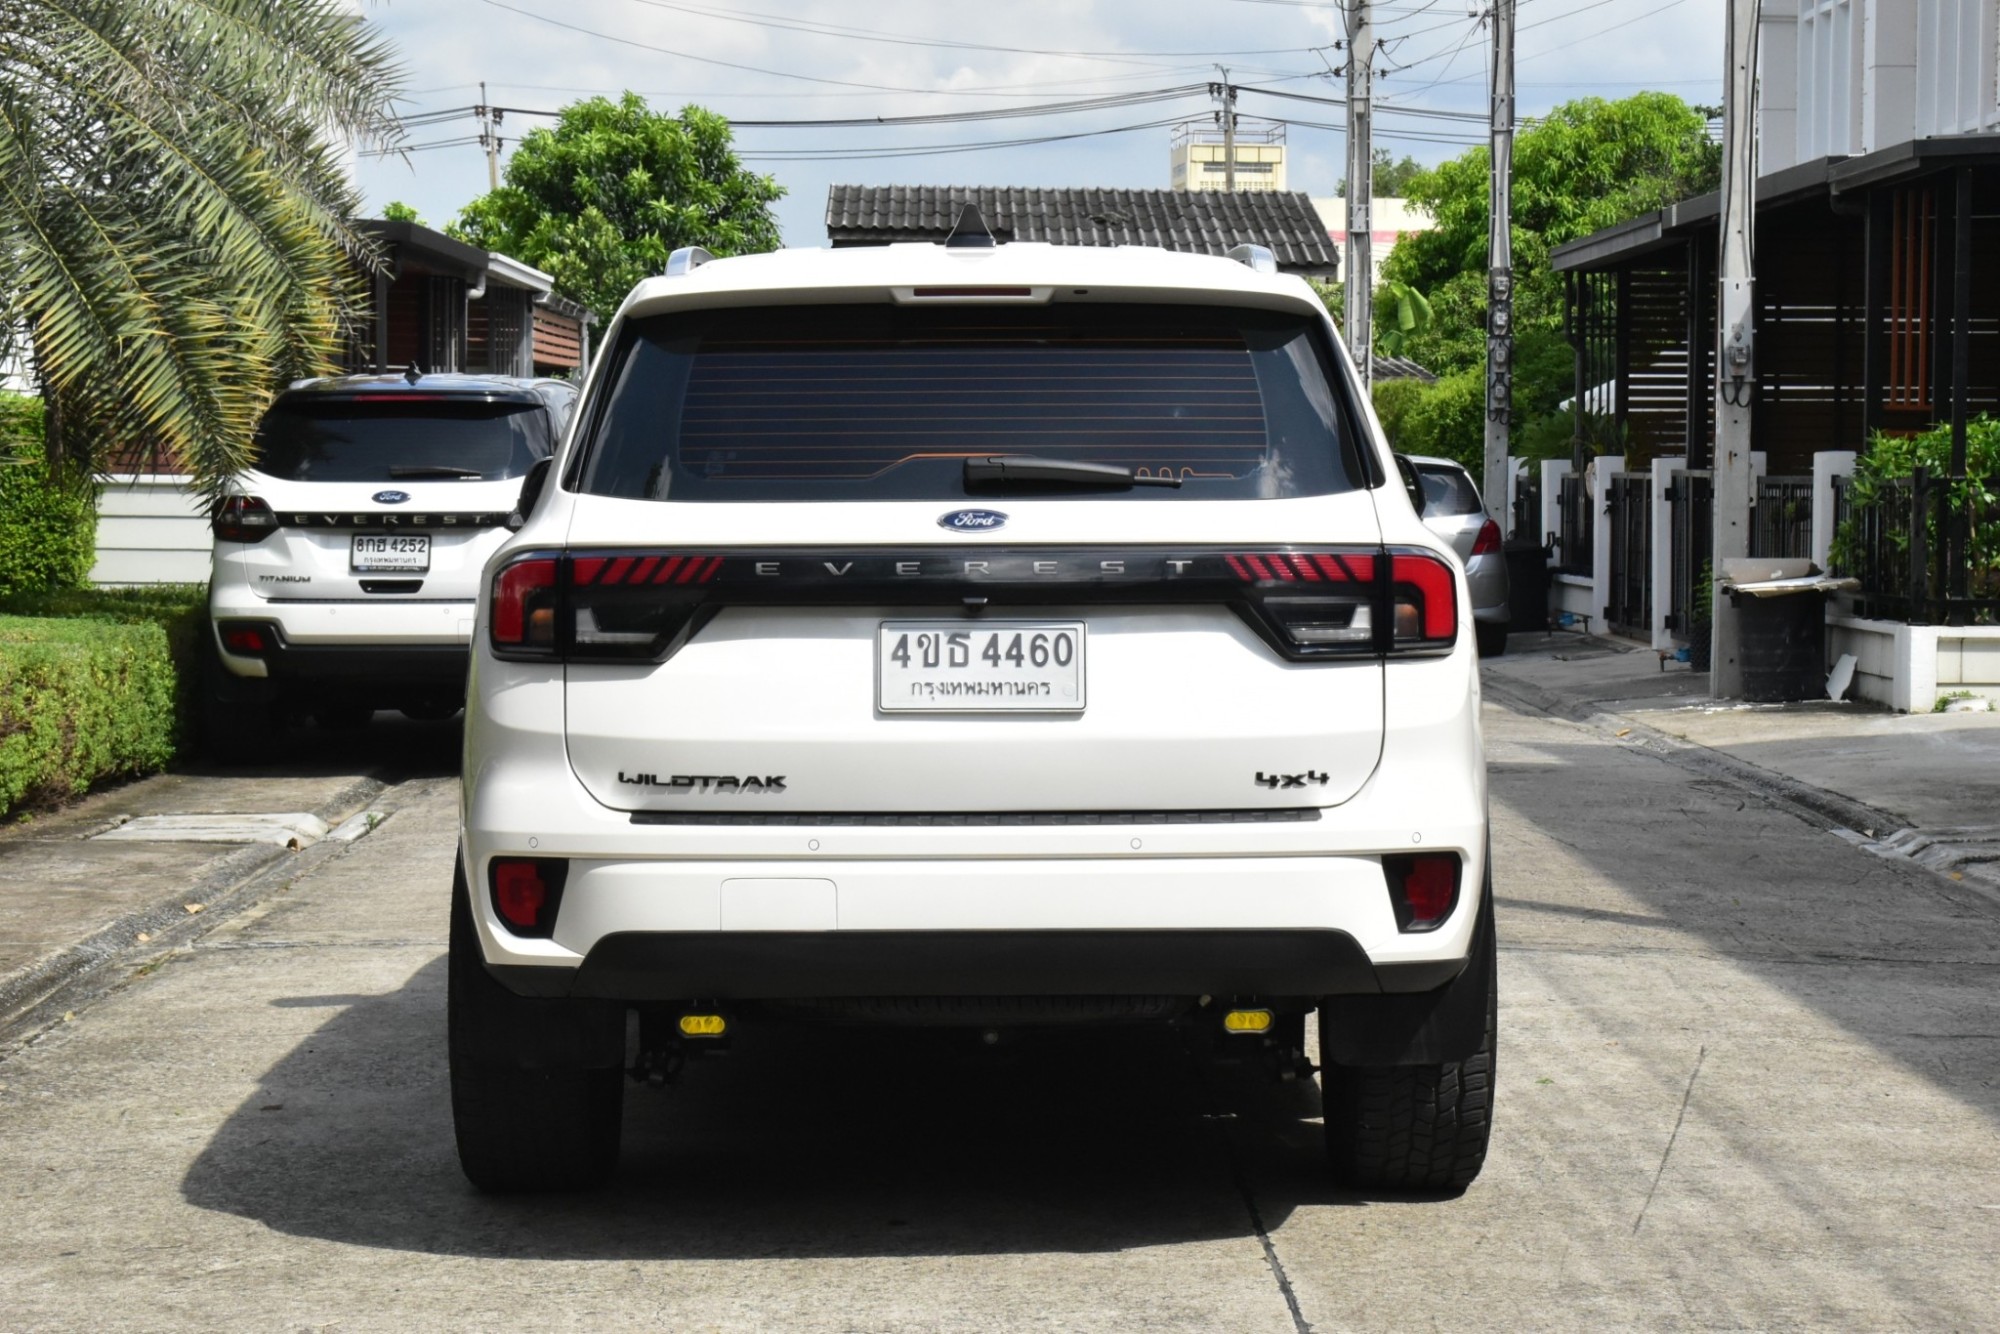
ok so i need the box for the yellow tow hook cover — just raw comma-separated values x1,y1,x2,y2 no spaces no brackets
1222,1008,1273,1035
678,1013,728,1038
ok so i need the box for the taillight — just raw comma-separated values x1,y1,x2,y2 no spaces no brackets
1383,852,1460,931
489,552,720,662
1389,550,1458,649
212,495,278,543
217,620,277,655
488,857,568,937
1471,519,1502,557
1223,548,1457,657
491,557,558,652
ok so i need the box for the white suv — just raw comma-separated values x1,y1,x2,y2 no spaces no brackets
450,227,1495,1194
205,372,575,746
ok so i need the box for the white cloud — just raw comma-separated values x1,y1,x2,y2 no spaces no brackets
353,0,1727,247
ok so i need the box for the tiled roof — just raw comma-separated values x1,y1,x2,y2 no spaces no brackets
825,185,1339,275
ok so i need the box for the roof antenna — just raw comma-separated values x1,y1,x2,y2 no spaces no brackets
404,363,424,385
945,203,996,249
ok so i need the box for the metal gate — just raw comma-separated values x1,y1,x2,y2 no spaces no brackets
1606,472,1651,633
1665,470,1711,637
1555,472,1592,575
1752,475,1813,559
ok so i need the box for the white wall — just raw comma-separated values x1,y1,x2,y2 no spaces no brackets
92,476,210,586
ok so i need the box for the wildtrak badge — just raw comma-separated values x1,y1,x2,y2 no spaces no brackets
617,773,787,794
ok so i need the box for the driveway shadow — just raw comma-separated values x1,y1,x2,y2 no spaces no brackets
182,959,1350,1259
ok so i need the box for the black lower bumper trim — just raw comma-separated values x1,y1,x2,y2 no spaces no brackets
490,928,1412,1001
262,643,467,685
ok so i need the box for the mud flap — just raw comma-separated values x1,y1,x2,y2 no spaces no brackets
1320,875,1496,1067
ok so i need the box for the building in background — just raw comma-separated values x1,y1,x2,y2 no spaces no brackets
91,220,593,586
825,184,1338,278
1309,198,1436,278
1169,118,1288,193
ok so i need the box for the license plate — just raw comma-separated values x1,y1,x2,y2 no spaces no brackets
350,533,430,573
877,621,1085,713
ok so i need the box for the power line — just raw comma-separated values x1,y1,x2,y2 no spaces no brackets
616,0,1325,64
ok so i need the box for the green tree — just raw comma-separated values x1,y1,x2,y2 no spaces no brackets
381,200,424,225
1383,93,1720,384
1338,149,1427,199
451,94,785,320
0,1,404,500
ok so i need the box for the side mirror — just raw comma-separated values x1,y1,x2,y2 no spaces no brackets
1393,454,1427,516
507,456,554,532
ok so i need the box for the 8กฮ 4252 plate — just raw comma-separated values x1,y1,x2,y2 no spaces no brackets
877,621,1085,713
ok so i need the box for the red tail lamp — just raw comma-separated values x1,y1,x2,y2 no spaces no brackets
488,857,569,937
1383,852,1461,932
1471,519,1503,558
217,621,277,655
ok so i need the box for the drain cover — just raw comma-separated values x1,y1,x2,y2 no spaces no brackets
92,813,330,848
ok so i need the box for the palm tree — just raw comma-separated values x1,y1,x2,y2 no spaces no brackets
0,0,403,499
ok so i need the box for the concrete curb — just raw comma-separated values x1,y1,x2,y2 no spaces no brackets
0,775,389,1043
1481,670,1914,843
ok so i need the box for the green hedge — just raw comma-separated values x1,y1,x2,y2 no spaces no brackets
0,395,96,597
0,615,177,812
0,586,209,815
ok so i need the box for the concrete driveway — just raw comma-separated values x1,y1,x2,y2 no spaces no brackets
0,692,1996,1330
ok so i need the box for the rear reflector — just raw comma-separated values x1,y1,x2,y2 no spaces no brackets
488,857,568,937
217,621,276,655
1383,853,1461,932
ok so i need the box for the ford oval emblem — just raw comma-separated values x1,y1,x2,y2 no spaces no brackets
372,490,410,505
938,508,1008,533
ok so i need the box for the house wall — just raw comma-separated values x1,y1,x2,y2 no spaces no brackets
90,475,209,587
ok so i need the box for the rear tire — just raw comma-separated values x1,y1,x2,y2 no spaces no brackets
1475,620,1509,658
199,636,279,764
1320,911,1496,1192
448,867,623,1192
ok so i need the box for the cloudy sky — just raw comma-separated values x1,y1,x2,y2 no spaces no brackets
353,0,1727,249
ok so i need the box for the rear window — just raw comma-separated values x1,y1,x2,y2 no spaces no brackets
575,303,1363,502
1417,465,1484,516
253,399,552,483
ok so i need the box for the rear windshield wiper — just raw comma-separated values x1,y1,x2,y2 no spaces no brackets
387,464,487,479
963,455,1182,490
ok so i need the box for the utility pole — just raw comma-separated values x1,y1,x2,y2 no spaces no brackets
477,81,503,191
1215,68,1238,192
1484,0,1515,529
1344,0,1375,389
1711,0,1759,697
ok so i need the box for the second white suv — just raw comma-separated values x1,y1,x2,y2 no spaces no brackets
449,226,1496,1195
205,372,574,746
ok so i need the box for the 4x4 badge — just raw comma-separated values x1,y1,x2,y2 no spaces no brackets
938,508,1008,532
1255,770,1330,789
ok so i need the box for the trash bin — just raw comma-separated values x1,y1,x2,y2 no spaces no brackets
1718,558,1855,703
1729,588,1827,702
1504,539,1550,632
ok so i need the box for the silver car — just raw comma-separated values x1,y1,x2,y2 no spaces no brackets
1409,456,1510,657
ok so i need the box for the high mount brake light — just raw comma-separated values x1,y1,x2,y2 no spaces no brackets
212,496,278,543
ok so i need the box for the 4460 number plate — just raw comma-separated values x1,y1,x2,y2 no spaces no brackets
877,621,1085,713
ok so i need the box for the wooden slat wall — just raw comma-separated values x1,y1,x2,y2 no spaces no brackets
532,307,583,372
1753,200,1863,474
1621,267,1690,466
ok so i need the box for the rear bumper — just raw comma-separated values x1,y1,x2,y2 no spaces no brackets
490,927,1465,1000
